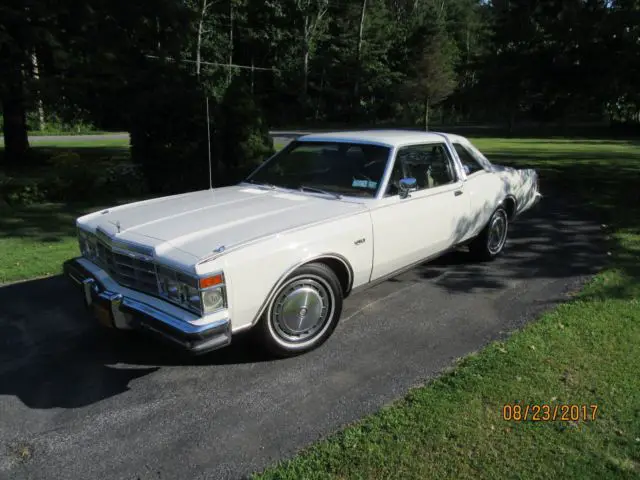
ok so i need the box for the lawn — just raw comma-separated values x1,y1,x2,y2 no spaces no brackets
253,138,640,479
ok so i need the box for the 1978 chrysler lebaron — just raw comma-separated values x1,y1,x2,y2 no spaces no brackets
64,130,541,356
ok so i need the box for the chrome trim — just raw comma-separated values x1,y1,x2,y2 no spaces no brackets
83,278,95,306
245,253,354,330
84,226,227,316
351,246,456,296
63,258,232,354
121,297,229,335
95,227,155,259
374,146,398,200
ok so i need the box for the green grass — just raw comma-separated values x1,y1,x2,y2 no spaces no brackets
254,138,640,480
26,130,126,137
0,136,129,148
0,201,144,283
0,203,85,283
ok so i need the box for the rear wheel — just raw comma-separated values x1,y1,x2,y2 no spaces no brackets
257,263,343,357
469,206,509,261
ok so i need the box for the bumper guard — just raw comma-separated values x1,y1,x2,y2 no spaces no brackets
63,258,232,355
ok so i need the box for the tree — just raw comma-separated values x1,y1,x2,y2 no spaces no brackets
217,77,274,181
405,30,458,130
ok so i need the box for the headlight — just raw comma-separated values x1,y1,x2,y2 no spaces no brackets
78,228,97,259
157,267,227,315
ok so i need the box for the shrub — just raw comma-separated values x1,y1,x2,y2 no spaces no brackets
45,151,99,201
0,177,47,206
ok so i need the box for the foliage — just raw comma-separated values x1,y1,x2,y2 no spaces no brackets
0,177,47,206
0,147,147,206
217,77,275,182
1,0,639,170
404,26,459,130
129,64,211,194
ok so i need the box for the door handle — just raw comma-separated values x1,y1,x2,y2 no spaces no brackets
454,190,463,196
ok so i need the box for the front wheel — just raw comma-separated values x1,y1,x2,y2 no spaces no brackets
469,206,509,261
257,263,343,357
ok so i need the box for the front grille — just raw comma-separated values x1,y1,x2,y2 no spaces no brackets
95,240,158,296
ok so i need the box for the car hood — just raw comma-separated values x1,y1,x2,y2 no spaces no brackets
79,185,367,263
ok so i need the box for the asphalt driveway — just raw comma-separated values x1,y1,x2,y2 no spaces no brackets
0,197,606,480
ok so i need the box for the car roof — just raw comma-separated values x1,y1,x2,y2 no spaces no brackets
297,130,455,148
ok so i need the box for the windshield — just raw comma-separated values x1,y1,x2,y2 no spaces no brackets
246,141,392,198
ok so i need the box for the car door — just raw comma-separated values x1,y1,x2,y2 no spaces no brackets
369,142,468,281
451,140,503,241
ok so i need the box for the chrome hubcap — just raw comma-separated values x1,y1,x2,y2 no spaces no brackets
487,212,508,254
272,278,331,343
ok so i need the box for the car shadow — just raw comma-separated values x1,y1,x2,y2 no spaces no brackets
0,275,274,409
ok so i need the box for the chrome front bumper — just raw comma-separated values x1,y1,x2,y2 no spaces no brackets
63,258,232,355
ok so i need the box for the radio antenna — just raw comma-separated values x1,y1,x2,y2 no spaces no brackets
206,95,213,190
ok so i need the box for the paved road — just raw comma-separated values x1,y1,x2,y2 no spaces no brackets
0,134,130,145
0,198,605,480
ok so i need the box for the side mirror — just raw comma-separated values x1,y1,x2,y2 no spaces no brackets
399,177,418,198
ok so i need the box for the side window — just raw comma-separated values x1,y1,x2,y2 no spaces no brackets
391,143,456,193
453,143,485,175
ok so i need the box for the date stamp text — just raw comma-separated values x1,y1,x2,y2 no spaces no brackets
502,404,598,422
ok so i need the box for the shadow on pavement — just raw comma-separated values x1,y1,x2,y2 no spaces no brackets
0,275,271,409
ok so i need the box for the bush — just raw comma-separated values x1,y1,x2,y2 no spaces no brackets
0,151,149,205
0,176,47,206
44,151,100,201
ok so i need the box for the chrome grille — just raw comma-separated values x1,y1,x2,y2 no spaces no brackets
94,239,158,296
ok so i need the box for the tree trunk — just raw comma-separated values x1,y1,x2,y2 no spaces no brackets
196,0,209,76
31,52,45,131
1,64,29,165
315,67,326,120
228,1,233,86
353,0,367,112
250,57,255,95
302,46,310,97
302,16,310,96
424,98,430,131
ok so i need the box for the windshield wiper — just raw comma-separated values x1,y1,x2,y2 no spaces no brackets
298,185,342,199
245,179,277,190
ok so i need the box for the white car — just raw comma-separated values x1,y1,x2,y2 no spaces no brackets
64,130,541,356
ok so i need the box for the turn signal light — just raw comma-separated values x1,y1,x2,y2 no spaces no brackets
199,274,224,289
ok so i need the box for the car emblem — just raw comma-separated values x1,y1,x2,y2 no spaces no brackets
213,245,225,253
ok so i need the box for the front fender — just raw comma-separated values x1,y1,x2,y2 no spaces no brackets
199,211,373,333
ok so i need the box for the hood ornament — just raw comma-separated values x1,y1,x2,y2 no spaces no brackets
213,245,225,253
109,220,121,234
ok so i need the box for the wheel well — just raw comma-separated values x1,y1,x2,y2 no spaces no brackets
308,257,352,296
503,197,517,220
